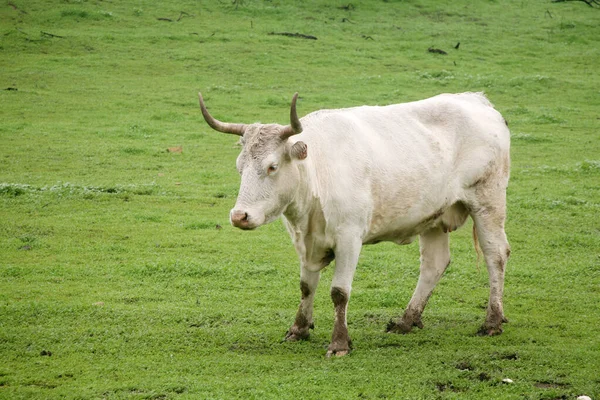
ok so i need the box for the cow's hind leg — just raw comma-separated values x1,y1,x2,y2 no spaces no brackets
471,208,510,336
387,226,450,334
285,267,320,341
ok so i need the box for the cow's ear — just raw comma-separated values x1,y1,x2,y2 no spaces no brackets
290,141,307,160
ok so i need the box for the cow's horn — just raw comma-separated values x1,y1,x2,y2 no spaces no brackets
281,92,303,139
198,93,246,136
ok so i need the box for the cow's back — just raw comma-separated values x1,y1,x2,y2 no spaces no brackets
292,93,510,242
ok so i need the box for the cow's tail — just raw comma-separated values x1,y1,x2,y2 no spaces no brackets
472,222,482,272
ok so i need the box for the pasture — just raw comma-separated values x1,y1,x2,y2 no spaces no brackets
1,0,599,398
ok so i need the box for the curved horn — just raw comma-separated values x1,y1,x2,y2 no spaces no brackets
281,92,303,139
198,93,246,136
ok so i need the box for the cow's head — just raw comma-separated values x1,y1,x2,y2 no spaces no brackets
198,93,308,230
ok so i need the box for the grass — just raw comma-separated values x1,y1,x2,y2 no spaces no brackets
1,0,599,398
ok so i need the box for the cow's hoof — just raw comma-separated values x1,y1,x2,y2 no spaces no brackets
284,325,312,342
326,349,349,358
386,320,411,334
386,318,423,334
326,338,352,357
477,326,503,336
284,331,309,342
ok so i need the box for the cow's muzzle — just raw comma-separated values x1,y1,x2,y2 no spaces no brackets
230,209,254,230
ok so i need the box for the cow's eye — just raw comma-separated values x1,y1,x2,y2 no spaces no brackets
267,164,278,174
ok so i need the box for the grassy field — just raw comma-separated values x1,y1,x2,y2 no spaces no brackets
1,0,599,398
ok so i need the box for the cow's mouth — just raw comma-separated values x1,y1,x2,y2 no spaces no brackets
235,223,257,231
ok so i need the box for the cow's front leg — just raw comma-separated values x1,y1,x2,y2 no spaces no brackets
327,235,361,357
285,267,320,341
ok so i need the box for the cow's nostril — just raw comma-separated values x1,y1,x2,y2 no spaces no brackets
231,210,250,226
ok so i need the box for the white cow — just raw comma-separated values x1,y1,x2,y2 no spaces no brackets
198,92,511,357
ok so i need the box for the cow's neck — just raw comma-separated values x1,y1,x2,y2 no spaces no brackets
282,160,334,270
283,165,311,222
282,160,321,229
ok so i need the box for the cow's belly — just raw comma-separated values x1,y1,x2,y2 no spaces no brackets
363,201,469,245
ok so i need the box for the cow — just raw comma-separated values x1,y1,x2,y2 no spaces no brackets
198,92,511,357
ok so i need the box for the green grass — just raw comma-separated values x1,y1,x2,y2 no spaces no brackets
1,0,599,398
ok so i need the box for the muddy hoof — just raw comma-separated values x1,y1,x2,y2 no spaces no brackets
326,349,349,358
386,318,423,334
284,325,312,342
285,331,309,341
477,326,503,336
386,320,412,334
326,338,352,357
